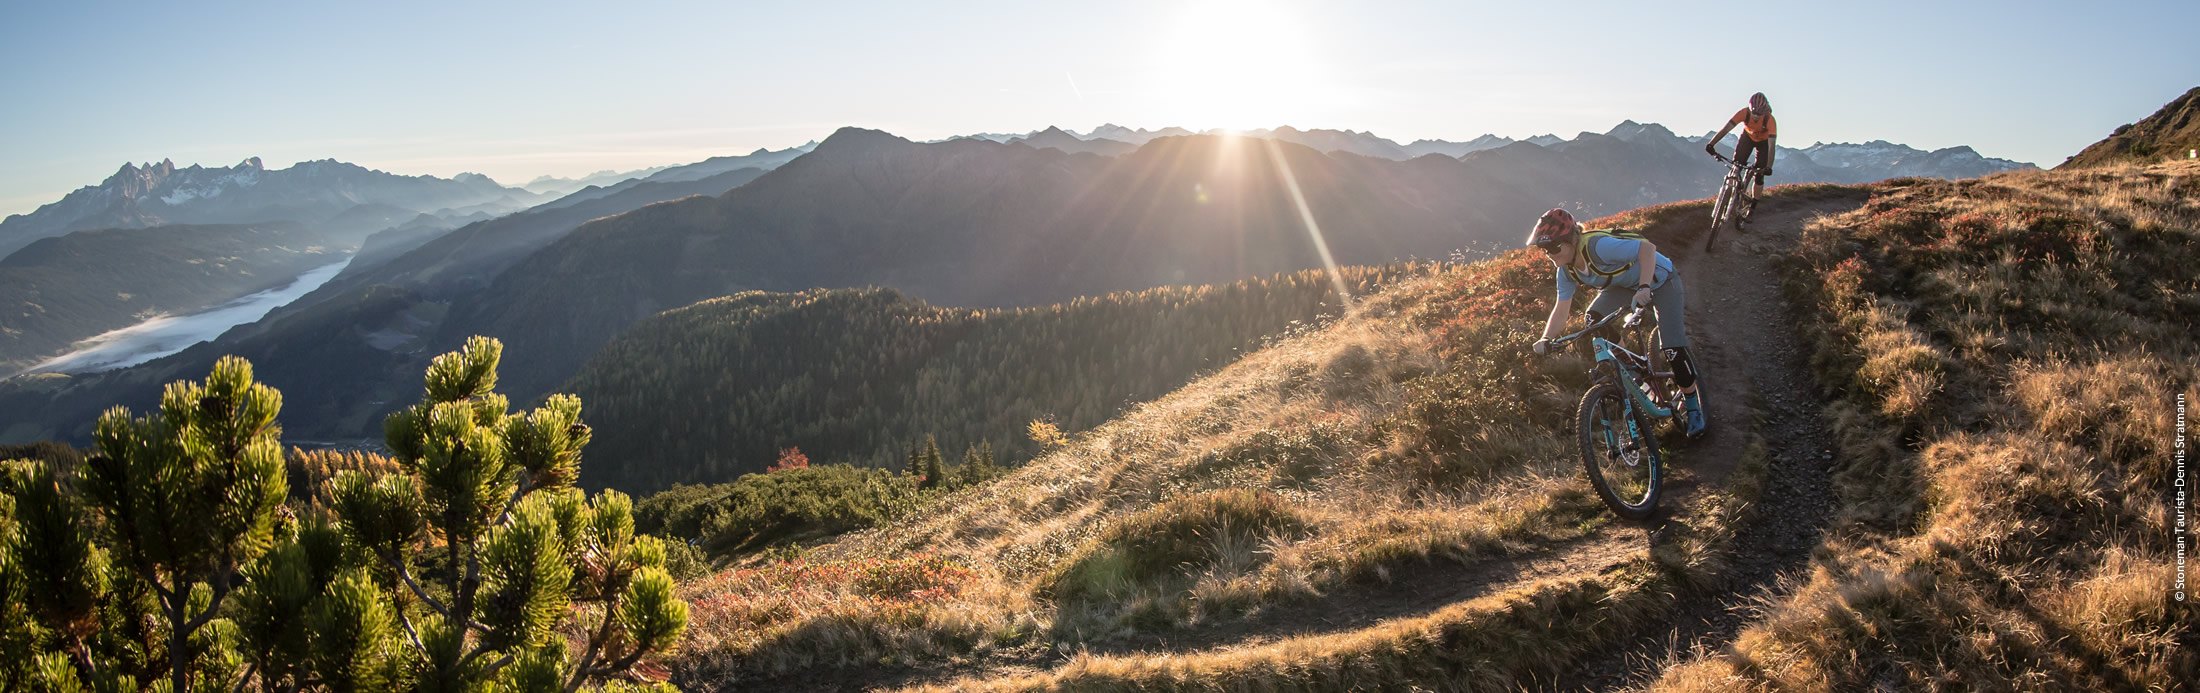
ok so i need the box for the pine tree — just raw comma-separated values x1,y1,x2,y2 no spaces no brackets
916,435,946,490
79,355,288,691
329,336,686,689
0,338,689,691
954,441,1001,488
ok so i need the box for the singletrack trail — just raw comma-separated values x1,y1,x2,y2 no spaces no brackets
1559,189,1869,691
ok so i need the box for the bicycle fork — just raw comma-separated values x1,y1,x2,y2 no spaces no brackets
1600,395,1649,467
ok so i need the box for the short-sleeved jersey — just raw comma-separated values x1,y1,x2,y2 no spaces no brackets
1555,235,1674,302
1730,107,1777,142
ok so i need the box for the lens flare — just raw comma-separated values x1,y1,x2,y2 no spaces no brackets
1262,137,1352,309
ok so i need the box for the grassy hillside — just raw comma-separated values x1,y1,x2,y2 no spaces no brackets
656,191,1792,689
569,267,1420,492
0,222,342,371
1653,161,2199,689
2062,86,2200,169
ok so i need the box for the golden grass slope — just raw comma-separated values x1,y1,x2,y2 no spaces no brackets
1654,161,2200,691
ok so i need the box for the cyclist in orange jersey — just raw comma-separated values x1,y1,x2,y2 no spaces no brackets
1705,92,1776,203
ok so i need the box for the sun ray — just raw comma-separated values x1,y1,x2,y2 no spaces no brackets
1262,137,1352,309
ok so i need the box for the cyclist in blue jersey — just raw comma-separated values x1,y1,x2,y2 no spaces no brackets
1526,208,1707,438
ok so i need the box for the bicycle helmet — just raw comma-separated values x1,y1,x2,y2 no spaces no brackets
1526,207,1579,249
1749,92,1770,113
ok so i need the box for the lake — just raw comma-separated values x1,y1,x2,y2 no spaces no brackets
26,258,354,375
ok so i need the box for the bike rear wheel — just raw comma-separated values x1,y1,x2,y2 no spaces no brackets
1736,181,1758,231
1577,381,1664,520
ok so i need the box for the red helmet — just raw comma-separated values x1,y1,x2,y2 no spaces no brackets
1749,92,1770,111
1526,208,1578,249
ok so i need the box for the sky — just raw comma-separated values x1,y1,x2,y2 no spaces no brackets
2,0,2195,217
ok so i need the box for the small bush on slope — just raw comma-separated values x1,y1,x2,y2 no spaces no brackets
1043,489,1312,614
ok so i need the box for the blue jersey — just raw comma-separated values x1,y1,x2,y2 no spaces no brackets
1555,235,1674,302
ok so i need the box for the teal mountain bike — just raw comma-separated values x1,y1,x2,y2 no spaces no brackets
1546,307,1691,520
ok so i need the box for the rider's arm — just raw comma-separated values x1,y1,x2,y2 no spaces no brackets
1541,296,1572,341
1635,241,1657,288
1706,122,1737,153
1764,135,1776,171
1543,270,1577,340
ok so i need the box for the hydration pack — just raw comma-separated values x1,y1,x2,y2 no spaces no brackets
1569,228,1646,284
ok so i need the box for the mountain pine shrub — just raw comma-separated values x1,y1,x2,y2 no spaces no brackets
0,337,687,691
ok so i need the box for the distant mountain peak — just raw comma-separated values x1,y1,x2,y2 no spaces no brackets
1,155,544,257
814,127,912,155
1605,120,1677,142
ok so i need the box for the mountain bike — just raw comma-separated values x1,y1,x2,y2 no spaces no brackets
1704,152,1765,253
1546,307,1689,520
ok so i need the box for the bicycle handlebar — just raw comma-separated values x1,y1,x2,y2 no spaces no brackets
1548,306,1641,350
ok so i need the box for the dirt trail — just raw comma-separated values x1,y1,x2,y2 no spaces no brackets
1557,190,1867,690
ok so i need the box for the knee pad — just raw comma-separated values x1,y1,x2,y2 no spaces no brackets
1663,347,1698,388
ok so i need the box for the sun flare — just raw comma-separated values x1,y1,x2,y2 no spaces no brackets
1153,1,1332,130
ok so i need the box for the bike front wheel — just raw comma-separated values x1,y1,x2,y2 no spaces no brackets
1706,183,1735,252
1577,382,1664,520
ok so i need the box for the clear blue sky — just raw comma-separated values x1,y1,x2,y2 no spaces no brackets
3,0,2194,216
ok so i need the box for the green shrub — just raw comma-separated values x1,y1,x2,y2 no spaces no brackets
1046,488,1311,604
0,337,689,690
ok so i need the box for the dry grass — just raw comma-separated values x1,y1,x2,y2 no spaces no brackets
1651,161,2200,691
910,435,1775,692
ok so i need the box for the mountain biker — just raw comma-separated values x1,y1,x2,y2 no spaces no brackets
1705,92,1776,205
1526,208,1707,438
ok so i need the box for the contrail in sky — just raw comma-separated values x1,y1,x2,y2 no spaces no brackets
1067,72,1085,101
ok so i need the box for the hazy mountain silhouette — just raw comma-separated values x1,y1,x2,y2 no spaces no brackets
1012,127,1136,156
0,158,544,258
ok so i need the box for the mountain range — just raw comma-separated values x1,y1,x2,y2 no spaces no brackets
0,119,2038,451
0,158,546,258
971,122,2037,183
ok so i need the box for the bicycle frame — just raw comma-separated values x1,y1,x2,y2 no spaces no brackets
1552,309,1676,424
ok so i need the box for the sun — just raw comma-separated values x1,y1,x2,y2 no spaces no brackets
1151,1,1333,131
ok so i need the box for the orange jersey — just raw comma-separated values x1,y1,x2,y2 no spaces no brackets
1730,108,1776,142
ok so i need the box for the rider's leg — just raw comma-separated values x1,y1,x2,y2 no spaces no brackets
1650,275,1693,390
1652,275,1709,437
1750,139,1769,199
1734,140,1761,202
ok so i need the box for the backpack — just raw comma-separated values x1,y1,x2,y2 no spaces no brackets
1568,228,1646,285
